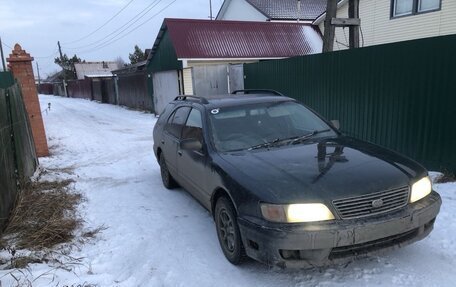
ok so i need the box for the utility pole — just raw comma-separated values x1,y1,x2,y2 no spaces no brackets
322,0,338,52
323,0,360,52
36,62,41,86
0,37,6,71
57,41,68,97
209,0,213,20
348,0,360,48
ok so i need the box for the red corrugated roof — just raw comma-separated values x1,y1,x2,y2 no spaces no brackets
163,18,322,59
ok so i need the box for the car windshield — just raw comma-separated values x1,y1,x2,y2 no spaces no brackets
208,101,337,152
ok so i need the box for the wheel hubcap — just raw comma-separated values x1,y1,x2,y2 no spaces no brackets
219,209,235,252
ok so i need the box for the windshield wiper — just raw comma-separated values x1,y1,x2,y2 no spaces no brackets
288,129,331,145
248,138,281,150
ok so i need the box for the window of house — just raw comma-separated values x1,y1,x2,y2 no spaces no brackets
392,0,441,18
418,0,440,12
394,0,414,16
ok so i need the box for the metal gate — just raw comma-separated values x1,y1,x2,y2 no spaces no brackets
229,64,244,92
192,65,229,96
153,70,180,114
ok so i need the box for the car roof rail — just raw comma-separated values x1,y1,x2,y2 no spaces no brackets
174,95,209,104
231,89,285,97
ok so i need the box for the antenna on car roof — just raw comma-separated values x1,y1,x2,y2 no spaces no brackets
231,89,285,97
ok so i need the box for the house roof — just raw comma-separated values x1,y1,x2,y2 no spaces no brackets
216,0,345,22
74,62,119,80
313,0,348,24
112,60,147,76
151,18,322,60
246,0,329,21
44,70,64,83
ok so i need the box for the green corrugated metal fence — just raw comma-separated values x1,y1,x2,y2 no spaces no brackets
244,35,456,173
0,72,38,231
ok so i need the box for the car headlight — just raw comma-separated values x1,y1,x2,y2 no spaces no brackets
260,203,335,223
410,176,432,203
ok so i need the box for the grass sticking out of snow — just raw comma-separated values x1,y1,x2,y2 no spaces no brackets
0,169,103,273
435,171,456,184
3,178,81,251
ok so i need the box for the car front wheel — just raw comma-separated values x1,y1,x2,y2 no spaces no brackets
159,153,178,189
215,197,245,265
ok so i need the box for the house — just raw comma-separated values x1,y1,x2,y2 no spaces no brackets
74,61,119,80
216,0,330,23
146,18,322,113
315,0,456,50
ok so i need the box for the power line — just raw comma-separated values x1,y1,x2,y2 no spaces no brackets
78,0,177,55
1,39,58,60
34,48,60,59
2,41,13,50
80,0,165,51
62,0,136,45
64,0,162,50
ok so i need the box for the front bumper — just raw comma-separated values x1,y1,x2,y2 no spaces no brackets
238,191,441,268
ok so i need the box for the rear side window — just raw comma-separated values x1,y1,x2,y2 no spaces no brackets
182,108,203,142
165,106,191,138
186,108,202,128
157,103,175,125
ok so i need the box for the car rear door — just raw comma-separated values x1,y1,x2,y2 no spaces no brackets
162,106,191,179
177,107,211,208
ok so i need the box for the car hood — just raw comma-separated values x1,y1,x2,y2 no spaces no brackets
218,136,427,204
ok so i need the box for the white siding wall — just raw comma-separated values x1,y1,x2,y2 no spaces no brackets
218,0,268,21
319,0,456,51
183,68,194,95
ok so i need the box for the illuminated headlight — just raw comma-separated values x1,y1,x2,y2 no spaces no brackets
410,176,432,203
260,203,335,223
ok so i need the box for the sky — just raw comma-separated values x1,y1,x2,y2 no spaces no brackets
0,0,224,77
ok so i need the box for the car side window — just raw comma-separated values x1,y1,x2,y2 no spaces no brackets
182,108,203,143
165,106,191,138
157,103,175,125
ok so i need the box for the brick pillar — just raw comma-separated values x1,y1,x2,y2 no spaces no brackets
7,44,49,157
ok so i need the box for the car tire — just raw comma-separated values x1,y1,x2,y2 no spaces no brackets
159,153,178,189
215,196,245,265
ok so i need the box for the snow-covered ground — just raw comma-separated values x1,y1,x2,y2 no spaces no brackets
1,95,455,287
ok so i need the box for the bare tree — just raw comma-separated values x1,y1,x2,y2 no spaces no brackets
114,56,126,68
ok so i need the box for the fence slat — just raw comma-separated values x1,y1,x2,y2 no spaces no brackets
0,89,18,229
0,75,38,231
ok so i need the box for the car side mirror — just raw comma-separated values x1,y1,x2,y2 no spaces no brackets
331,120,340,130
180,138,203,151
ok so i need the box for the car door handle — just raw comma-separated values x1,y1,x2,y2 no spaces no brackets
161,140,165,144
178,150,182,156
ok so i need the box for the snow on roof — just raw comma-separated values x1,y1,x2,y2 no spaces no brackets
84,74,114,78
74,62,119,80
154,18,322,60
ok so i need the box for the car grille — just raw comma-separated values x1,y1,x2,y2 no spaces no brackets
329,227,419,260
332,186,410,219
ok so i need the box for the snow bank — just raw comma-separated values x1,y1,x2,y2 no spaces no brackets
0,95,454,287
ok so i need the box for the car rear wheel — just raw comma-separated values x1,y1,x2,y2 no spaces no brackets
215,197,245,265
159,153,178,189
